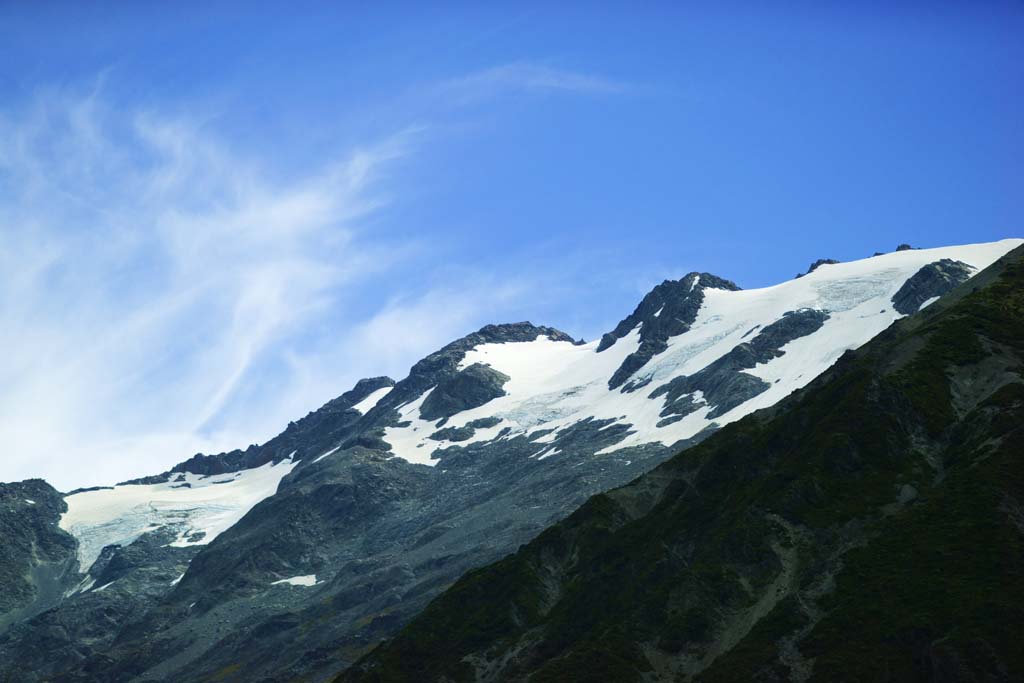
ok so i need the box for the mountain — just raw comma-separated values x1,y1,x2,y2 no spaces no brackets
341,243,1024,682
0,239,1019,682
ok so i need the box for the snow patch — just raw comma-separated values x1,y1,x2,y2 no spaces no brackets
65,576,95,598
272,574,319,587
382,388,441,466
60,459,298,573
312,446,340,464
351,386,393,414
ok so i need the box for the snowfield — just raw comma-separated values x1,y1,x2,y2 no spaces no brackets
381,239,1022,465
55,240,1022,573
60,458,297,572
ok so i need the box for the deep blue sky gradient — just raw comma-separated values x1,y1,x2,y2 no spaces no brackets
4,2,1020,300
2,2,1022,485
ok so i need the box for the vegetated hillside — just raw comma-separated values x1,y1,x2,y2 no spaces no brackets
1,241,1018,683
343,244,1024,682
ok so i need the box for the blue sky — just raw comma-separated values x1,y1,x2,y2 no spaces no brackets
1,2,1021,488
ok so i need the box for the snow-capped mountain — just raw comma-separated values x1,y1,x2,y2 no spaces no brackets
343,242,1024,683
377,242,1004,466
0,239,1019,683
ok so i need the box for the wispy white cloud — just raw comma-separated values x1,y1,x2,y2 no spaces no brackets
0,62,641,490
433,61,632,104
0,86,419,489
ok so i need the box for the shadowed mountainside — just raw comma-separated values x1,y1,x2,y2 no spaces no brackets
343,245,1024,682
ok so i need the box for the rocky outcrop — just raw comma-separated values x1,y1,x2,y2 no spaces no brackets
0,524,199,681
419,363,510,421
0,480,77,633
891,258,974,315
429,417,504,442
374,323,577,414
652,308,830,419
795,257,839,278
62,426,687,683
598,273,741,390
123,376,397,484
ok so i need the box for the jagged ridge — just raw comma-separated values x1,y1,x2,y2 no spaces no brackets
342,245,1024,682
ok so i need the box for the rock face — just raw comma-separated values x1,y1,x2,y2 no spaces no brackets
376,322,578,414
891,258,975,314
795,257,840,278
597,273,741,390
344,244,1024,683
419,363,510,421
0,480,77,632
124,376,397,484
0,239,1019,683
651,308,830,420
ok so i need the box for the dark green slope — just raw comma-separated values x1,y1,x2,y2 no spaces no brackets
340,245,1024,683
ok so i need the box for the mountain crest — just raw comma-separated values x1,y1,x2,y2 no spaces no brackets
378,322,579,412
599,271,740,389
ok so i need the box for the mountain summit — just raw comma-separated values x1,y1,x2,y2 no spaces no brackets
344,242,1024,682
0,239,1019,682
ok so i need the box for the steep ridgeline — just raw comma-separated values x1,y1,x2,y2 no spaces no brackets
596,272,740,390
0,240,1018,683
343,244,1024,683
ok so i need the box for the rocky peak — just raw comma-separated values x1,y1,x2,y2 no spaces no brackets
419,363,511,422
379,322,578,413
322,376,396,413
598,272,740,390
795,258,840,278
891,258,974,315
123,377,399,484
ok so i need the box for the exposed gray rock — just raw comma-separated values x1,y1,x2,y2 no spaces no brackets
123,376,397,484
795,258,840,278
0,526,197,681
652,308,830,419
50,424,703,683
427,416,503,443
419,363,510,421
466,417,501,429
598,273,741,390
0,480,77,632
427,426,475,442
378,323,575,407
891,259,974,315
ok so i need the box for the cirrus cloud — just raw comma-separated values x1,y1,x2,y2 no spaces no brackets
0,62,638,490
0,85,417,489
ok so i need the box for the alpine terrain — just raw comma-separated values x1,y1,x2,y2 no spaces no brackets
344,242,1024,682
0,239,1019,683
